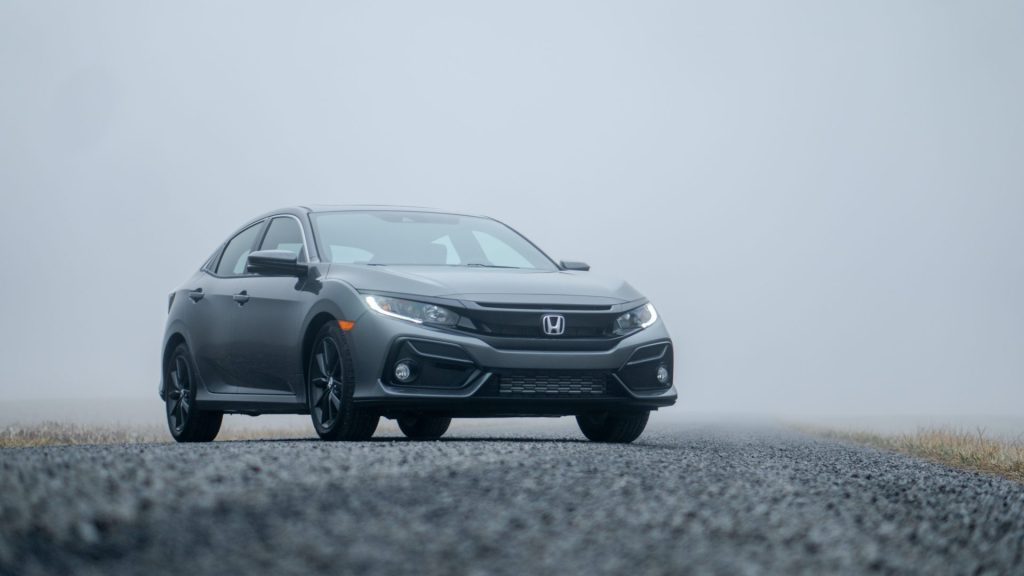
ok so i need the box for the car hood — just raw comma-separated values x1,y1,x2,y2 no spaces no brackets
325,265,644,305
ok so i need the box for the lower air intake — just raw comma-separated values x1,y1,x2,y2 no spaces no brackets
497,371,608,397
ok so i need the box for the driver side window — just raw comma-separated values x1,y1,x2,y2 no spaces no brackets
215,222,264,276
259,217,306,260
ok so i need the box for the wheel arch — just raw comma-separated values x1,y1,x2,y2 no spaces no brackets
297,279,367,399
301,311,339,382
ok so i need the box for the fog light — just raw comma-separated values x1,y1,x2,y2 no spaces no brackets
394,361,415,383
656,365,670,385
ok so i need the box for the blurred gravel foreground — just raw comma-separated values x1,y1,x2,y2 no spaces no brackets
1,418,1023,576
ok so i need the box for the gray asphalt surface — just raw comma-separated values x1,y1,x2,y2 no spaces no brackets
2,418,1023,576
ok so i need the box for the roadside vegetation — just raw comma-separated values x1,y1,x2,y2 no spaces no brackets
0,422,315,448
810,427,1024,483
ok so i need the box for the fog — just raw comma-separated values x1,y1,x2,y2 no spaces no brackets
1,1,1022,418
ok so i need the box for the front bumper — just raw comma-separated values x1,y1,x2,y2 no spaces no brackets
346,312,678,417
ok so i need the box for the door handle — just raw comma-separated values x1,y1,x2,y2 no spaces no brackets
233,290,250,305
188,288,204,302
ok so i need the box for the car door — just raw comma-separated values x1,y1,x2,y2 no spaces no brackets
183,220,270,395
227,215,317,396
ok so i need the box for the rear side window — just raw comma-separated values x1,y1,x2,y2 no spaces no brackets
260,217,306,260
216,222,263,276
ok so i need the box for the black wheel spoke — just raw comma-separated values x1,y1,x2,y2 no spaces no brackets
315,352,327,377
322,340,337,375
175,357,188,390
311,377,329,388
323,395,333,425
316,391,331,425
329,391,342,412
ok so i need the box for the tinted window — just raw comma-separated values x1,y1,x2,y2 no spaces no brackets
259,217,306,260
310,211,556,270
216,222,263,276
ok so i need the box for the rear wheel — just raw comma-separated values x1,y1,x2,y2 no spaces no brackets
397,416,451,440
576,411,650,443
307,322,379,441
165,343,223,442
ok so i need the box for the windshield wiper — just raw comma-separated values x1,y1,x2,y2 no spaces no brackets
459,263,523,269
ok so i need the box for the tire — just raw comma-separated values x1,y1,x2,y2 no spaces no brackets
165,343,223,443
576,411,650,443
307,321,379,441
397,416,451,440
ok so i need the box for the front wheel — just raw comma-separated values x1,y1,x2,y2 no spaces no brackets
165,343,223,443
397,416,451,440
576,411,650,443
307,322,379,441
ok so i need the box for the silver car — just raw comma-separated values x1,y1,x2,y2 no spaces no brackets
161,206,677,443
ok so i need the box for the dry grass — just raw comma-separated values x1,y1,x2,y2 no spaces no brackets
810,427,1024,483
0,422,315,448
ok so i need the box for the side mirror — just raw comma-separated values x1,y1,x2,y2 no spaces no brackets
560,260,591,271
247,250,307,276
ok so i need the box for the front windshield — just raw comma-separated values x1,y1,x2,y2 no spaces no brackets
310,211,558,270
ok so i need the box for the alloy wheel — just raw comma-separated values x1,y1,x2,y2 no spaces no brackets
310,337,345,430
167,354,193,434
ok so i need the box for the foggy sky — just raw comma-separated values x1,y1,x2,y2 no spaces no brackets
1,1,1022,416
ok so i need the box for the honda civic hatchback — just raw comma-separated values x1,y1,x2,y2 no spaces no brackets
161,206,676,443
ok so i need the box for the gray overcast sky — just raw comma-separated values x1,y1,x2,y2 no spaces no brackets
1,1,1021,416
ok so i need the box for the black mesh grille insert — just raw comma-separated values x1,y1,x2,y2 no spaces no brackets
497,371,609,397
458,309,619,339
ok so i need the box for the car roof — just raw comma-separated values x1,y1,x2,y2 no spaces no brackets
231,205,491,239
297,204,486,218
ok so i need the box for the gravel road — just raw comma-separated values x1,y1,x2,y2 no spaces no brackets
2,417,1022,576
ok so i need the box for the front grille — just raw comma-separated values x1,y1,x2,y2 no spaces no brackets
458,309,618,340
497,371,609,397
475,323,609,338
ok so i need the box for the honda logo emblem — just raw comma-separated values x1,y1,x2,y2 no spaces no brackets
542,314,566,336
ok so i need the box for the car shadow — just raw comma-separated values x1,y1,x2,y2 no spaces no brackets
219,436,593,444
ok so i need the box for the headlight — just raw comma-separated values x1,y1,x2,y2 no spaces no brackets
613,303,658,336
364,295,460,326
